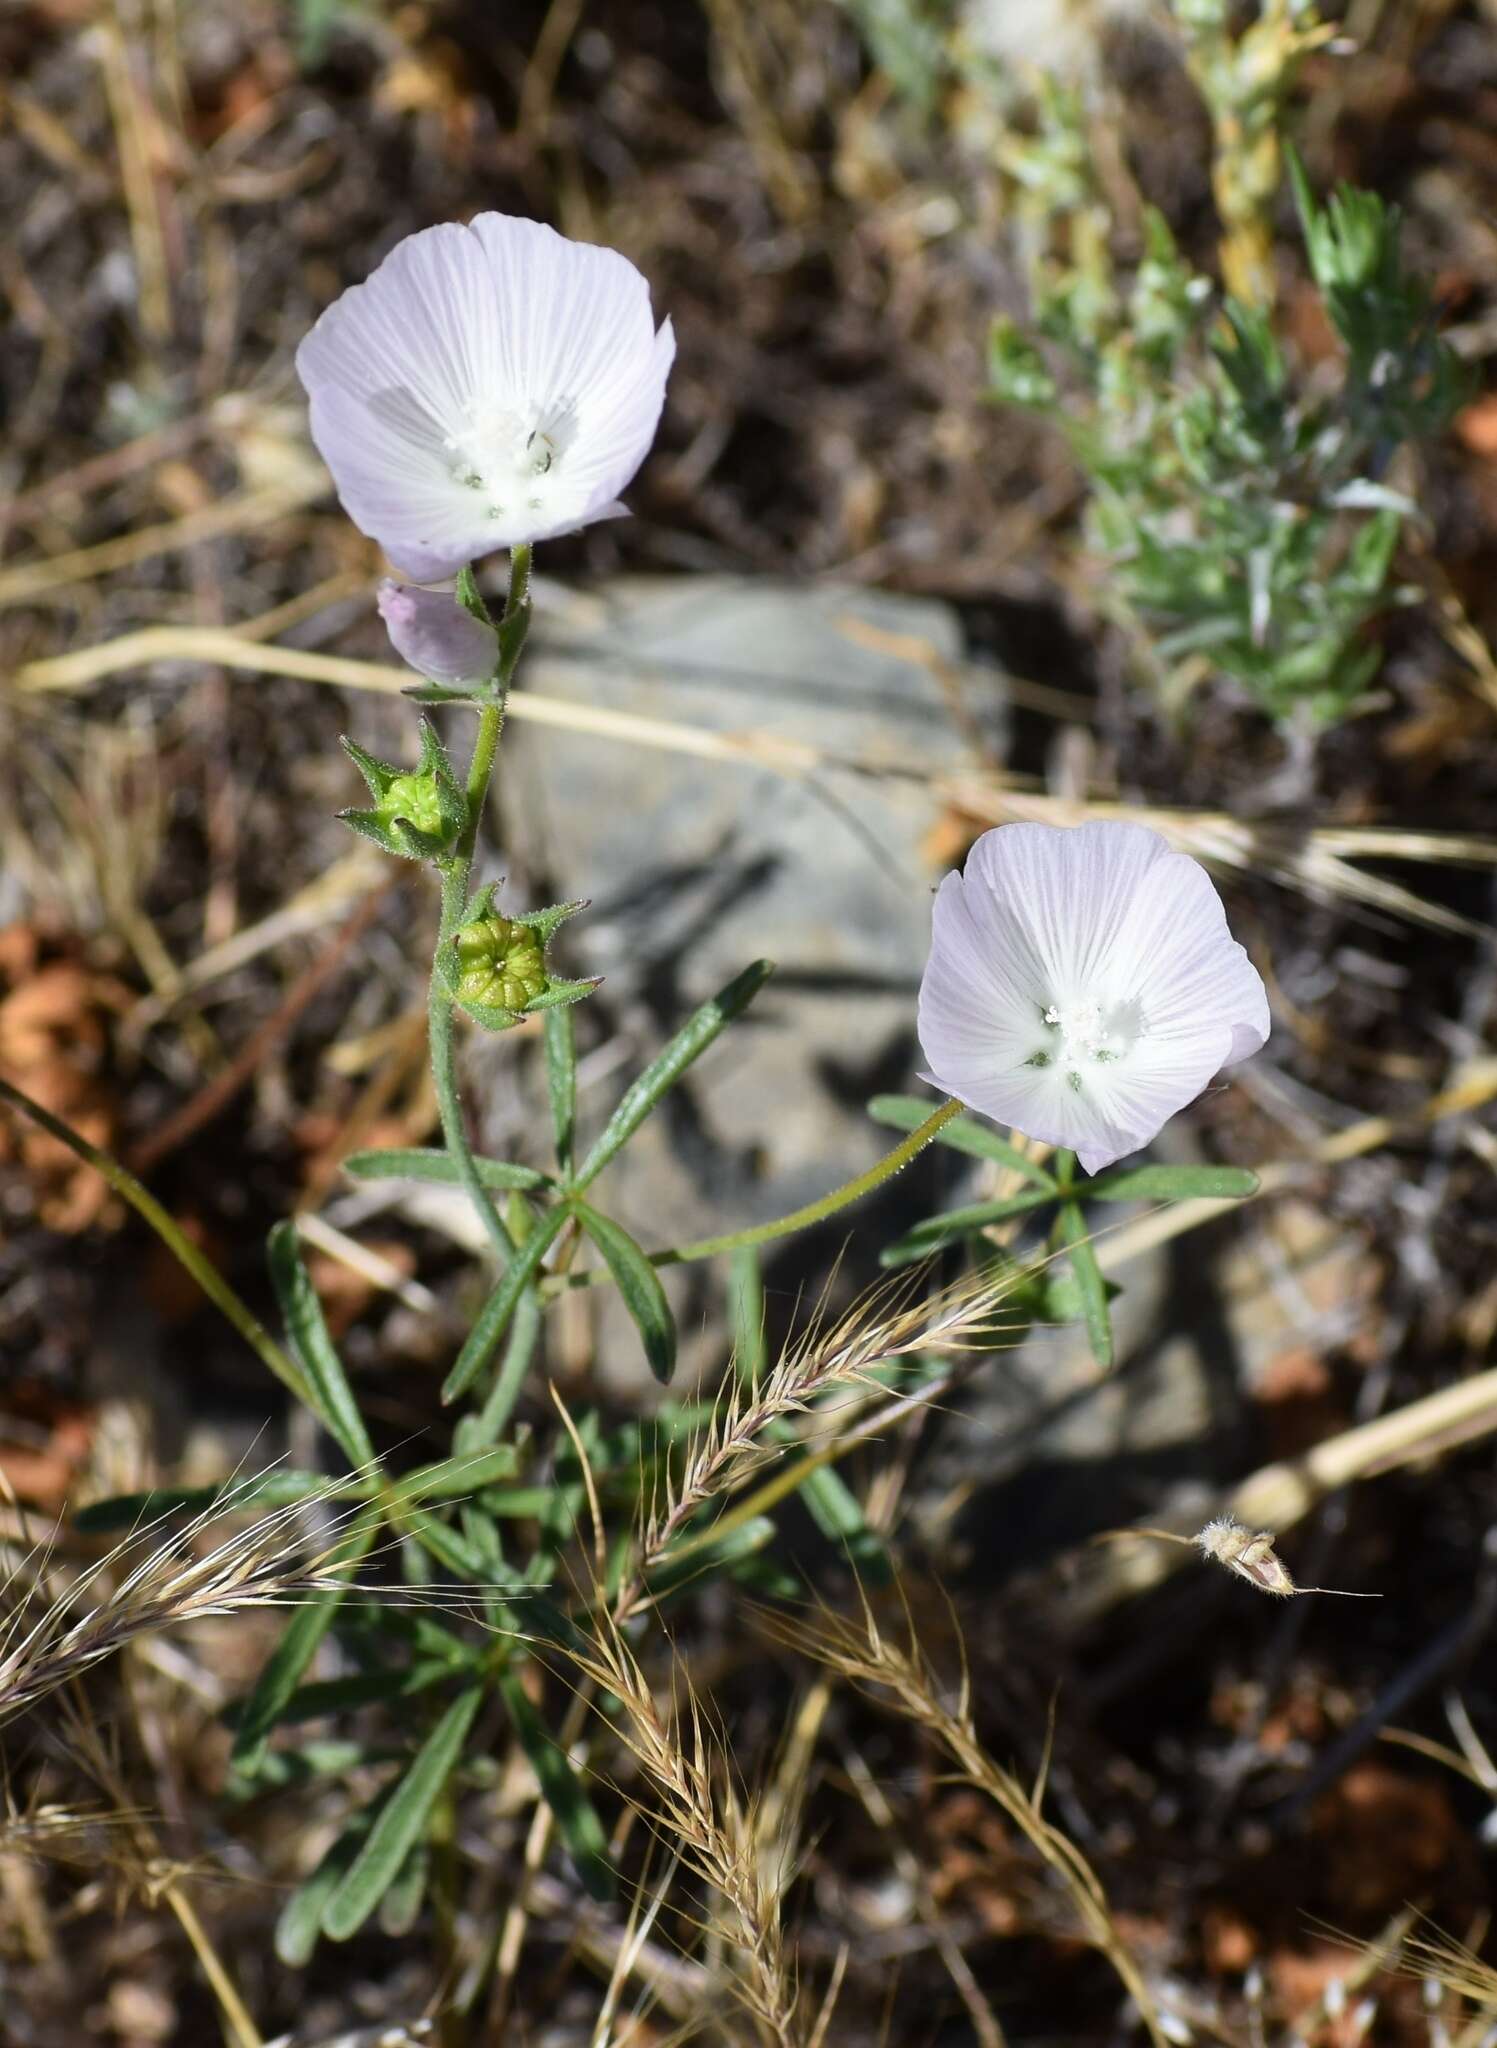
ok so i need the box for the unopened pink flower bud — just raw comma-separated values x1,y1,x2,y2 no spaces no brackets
376,580,500,685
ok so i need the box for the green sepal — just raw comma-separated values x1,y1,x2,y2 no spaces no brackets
455,563,494,628
403,680,484,706
496,593,533,679
338,718,466,862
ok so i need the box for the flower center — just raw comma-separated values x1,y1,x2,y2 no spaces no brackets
443,397,580,519
1031,994,1143,1080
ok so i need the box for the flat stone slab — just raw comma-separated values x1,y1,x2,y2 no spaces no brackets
485,575,1000,1389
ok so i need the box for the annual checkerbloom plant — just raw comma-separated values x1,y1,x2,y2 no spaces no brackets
297,212,675,580
917,821,1269,1174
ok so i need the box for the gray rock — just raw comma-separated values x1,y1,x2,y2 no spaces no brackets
494,576,1000,1388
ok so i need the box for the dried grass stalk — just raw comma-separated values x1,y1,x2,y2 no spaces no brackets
763,1592,1169,2048
0,1488,353,1729
618,1267,1019,1624
568,1612,802,2048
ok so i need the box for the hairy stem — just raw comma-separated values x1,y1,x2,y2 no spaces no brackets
545,1098,966,1301
426,543,534,1266
0,1074,314,1413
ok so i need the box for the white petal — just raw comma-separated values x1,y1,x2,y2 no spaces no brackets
298,221,499,431
467,215,655,409
305,384,495,580
1105,844,1270,1047
563,318,677,517
963,820,1175,999
297,215,674,568
915,820,1269,1174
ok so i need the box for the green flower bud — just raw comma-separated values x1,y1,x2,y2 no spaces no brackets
437,885,599,1032
339,717,466,862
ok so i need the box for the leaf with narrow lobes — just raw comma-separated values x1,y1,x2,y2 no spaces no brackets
1057,1202,1113,1370
343,1146,551,1192
499,1671,616,1903
868,1094,1056,1187
572,960,774,1190
268,1220,376,1469
322,1684,484,1941
573,1201,677,1383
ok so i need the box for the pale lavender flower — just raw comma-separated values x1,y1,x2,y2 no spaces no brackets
917,821,1269,1175
296,214,675,580
376,579,498,685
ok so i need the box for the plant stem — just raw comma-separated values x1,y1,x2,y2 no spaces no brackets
428,871,513,1265
426,545,533,1266
0,1075,315,1415
669,1097,964,1258
548,1098,966,1296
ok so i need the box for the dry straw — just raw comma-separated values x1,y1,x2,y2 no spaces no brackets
568,1613,804,2048
617,1266,1022,1624
763,1587,1170,2048
0,1484,356,1730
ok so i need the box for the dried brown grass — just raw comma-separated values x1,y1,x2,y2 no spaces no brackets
762,1588,1170,2048
0,1485,354,1730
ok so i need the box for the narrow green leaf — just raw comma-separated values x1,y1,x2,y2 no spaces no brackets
1040,1268,1122,1325
797,1465,891,1579
443,1206,570,1404
378,1842,430,1937
226,1660,463,1731
75,1470,337,1532
867,1095,1056,1187
880,1187,1058,1268
498,1671,616,1903
268,1221,375,1470
387,1446,521,1503
572,1202,676,1383
455,1283,543,1450
467,1486,556,1518
343,1147,551,1192
231,1511,379,1771
275,1805,375,1966
572,960,775,1190
729,1246,766,1382
322,1685,484,1941
1057,1203,1113,1370
650,1515,777,1598
1083,1163,1260,1203
400,1505,499,1582
544,1006,577,1178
